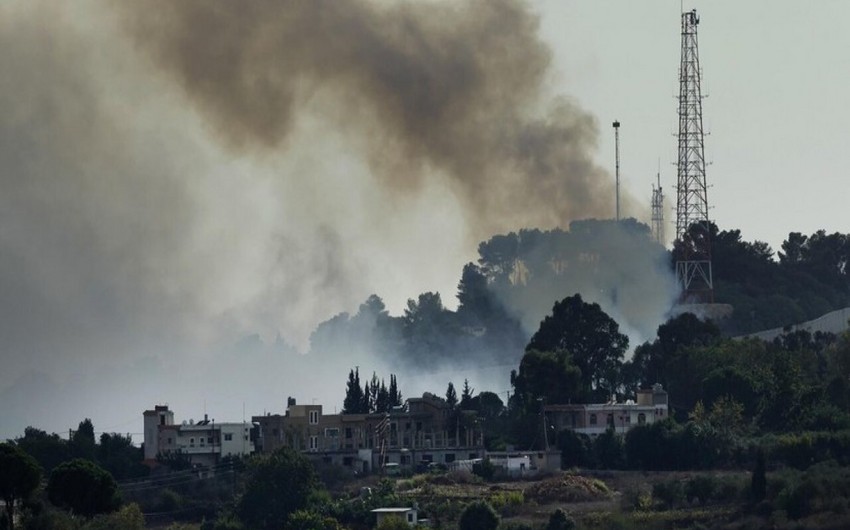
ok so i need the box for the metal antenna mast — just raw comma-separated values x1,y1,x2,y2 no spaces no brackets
674,9,713,301
613,120,621,221
651,166,664,244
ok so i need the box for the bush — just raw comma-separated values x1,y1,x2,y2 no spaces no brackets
652,480,684,509
459,501,499,530
473,459,496,482
488,490,524,517
685,475,717,505
547,508,576,530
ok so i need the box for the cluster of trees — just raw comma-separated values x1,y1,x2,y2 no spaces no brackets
342,369,403,414
0,443,121,530
677,223,850,334
13,419,146,480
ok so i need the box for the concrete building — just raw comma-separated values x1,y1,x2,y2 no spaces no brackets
372,507,418,527
252,393,484,473
545,384,669,437
143,405,256,467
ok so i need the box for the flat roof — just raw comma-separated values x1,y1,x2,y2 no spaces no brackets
372,508,413,513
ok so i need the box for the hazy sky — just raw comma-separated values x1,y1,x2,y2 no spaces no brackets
1,1,847,441
540,1,849,251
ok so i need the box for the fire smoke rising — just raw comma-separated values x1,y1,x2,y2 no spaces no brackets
0,0,672,440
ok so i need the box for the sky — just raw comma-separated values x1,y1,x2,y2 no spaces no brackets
1,0,848,442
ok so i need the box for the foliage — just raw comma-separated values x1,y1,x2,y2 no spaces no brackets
238,447,321,530
81,503,145,530
488,490,523,516
0,443,42,530
526,294,628,400
751,449,767,502
472,458,496,482
547,508,576,530
458,500,499,530
285,509,342,530
652,479,684,509
47,459,119,518
13,428,68,474
373,515,409,530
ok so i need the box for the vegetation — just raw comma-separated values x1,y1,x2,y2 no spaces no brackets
0,443,41,530
47,459,120,518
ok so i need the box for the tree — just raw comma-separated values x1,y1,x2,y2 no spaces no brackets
47,459,119,518
238,447,320,530
0,443,42,530
343,368,365,414
445,382,458,409
388,374,402,409
511,350,582,412
458,500,499,530
527,295,628,399
15,427,68,473
460,379,474,409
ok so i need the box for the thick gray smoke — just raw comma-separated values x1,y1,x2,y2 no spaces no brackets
116,0,636,238
0,0,659,440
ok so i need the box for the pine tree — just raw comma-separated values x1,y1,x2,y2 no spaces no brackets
389,375,402,408
343,368,364,414
446,382,458,409
461,378,474,409
376,380,390,413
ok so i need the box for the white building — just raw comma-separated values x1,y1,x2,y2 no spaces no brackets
143,405,256,467
545,384,669,437
372,507,418,527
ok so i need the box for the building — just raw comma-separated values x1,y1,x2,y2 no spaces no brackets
372,507,418,527
544,384,669,437
143,405,256,467
252,393,484,473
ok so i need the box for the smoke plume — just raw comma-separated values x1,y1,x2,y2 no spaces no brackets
0,0,653,440
116,0,631,238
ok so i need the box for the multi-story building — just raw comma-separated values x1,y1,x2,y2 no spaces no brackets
252,393,484,473
544,384,669,437
143,405,256,467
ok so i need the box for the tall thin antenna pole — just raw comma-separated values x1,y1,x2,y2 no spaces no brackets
651,161,664,244
674,9,713,301
613,120,621,221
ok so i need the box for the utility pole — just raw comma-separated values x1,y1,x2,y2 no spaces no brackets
613,121,621,221
674,9,713,301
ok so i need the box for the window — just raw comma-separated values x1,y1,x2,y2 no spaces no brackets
325,428,339,438
625,415,631,424
445,453,455,463
224,433,233,441
606,414,614,427
345,427,353,439
167,437,172,444
638,413,646,425
189,437,195,446
589,414,597,425
309,435,318,451
207,437,213,444
407,513,414,523
309,410,319,425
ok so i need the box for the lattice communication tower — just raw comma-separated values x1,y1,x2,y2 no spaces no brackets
675,9,713,301
651,170,664,244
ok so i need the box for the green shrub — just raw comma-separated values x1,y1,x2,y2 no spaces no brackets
459,501,499,530
685,475,717,505
488,490,524,516
473,459,496,482
653,480,684,509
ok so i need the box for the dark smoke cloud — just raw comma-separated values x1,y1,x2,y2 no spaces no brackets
0,0,650,440
117,0,630,238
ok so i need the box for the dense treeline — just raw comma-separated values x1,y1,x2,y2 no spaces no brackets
678,223,850,334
